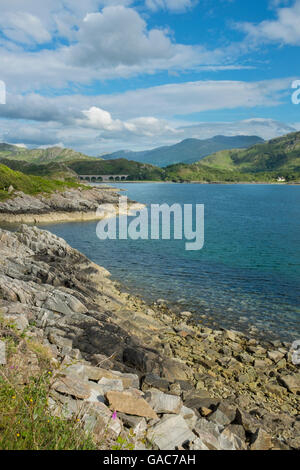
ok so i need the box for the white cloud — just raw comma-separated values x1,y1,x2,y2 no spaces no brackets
68,7,175,67
0,12,51,45
237,0,300,46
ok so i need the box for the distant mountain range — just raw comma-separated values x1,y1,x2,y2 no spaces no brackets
0,131,299,184
101,135,264,167
165,131,300,182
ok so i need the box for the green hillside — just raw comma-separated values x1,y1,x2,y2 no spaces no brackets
0,158,79,181
68,158,165,181
165,131,300,182
0,164,81,201
0,144,95,164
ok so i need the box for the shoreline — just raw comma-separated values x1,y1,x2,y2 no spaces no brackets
0,223,299,450
94,180,300,185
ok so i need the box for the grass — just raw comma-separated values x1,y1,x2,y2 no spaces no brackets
0,163,85,200
0,371,97,450
0,316,146,451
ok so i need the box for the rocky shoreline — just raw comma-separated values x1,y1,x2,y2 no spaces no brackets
0,186,143,224
0,223,299,450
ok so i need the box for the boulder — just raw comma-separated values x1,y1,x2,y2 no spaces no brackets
145,389,182,414
106,390,158,419
147,415,196,450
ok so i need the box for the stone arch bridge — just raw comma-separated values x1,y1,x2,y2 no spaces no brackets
79,174,129,182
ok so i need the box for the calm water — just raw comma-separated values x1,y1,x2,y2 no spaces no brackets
41,183,300,342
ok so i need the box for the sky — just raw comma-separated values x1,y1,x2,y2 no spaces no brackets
0,0,299,155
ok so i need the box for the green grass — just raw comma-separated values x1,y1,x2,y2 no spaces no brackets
0,371,97,450
0,163,83,199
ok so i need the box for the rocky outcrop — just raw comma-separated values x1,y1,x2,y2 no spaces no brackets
0,186,138,223
0,224,299,450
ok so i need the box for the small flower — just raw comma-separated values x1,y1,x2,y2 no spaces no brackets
111,411,117,420
48,371,52,375
12,396,16,400
76,418,80,422
16,433,20,437
29,398,33,403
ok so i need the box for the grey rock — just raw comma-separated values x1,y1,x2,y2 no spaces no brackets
147,415,196,450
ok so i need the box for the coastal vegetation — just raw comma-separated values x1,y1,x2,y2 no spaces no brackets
0,164,82,201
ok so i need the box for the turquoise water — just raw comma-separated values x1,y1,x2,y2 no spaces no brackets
41,183,300,342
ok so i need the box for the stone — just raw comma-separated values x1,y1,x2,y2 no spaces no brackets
145,389,182,414
235,408,260,434
147,415,196,450
190,438,209,450
180,406,198,429
48,333,73,350
162,358,193,381
0,340,6,365
267,350,285,363
208,402,236,427
221,427,246,450
142,374,170,393
250,428,273,450
224,330,242,342
81,402,122,438
106,390,158,419
279,373,300,394
168,383,181,396
52,375,91,399
225,424,246,441
5,314,28,332
98,377,123,393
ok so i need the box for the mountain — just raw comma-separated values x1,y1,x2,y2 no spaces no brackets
0,144,95,164
165,131,300,182
102,135,264,167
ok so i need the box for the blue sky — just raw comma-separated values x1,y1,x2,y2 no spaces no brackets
0,0,299,154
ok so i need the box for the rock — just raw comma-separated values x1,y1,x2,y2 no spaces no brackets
224,330,242,342
0,340,6,365
109,371,140,389
142,374,170,393
208,402,236,427
86,382,106,403
180,311,193,319
168,383,181,396
225,424,246,441
147,415,196,450
250,428,273,450
5,314,28,332
221,427,246,450
190,438,209,450
8,185,14,194
279,373,300,394
235,408,260,434
145,389,182,414
267,350,285,363
162,358,193,381
106,390,158,419
48,333,73,350
52,375,91,399
98,377,123,393
81,402,122,438
183,390,219,411
180,406,198,429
